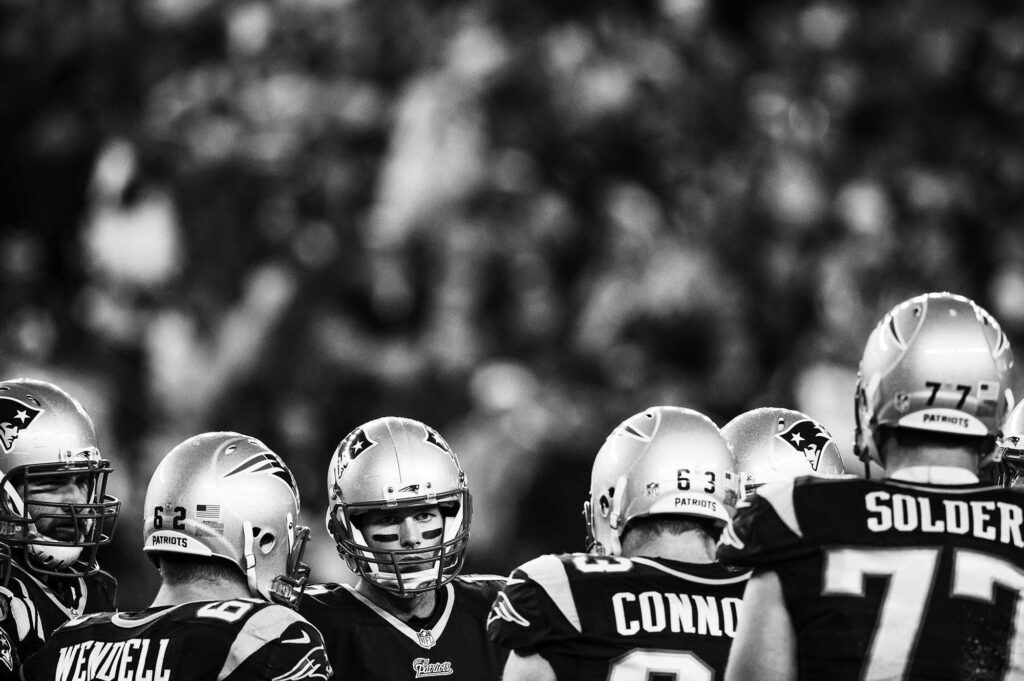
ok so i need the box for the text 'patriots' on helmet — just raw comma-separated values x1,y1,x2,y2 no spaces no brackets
854,292,1014,472
723,407,845,497
326,416,471,596
0,378,120,579
584,406,739,556
142,432,311,608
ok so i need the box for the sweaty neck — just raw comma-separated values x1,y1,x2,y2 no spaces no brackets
150,579,252,608
355,577,437,621
621,530,717,563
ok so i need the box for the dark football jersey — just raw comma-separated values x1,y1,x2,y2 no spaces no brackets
718,475,1024,681
0,561,116,679
300,575,506,681
487,552,751,681
20,598,332,681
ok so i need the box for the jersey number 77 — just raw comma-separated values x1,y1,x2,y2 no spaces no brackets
824,547,1024,680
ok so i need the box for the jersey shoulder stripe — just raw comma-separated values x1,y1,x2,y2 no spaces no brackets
758,477,802,537
516,554,581,633
217,605,313,681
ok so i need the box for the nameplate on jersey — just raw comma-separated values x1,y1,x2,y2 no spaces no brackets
55,638,171,681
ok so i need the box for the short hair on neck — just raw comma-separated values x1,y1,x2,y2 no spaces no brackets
155,553,246,587
621,515,720,549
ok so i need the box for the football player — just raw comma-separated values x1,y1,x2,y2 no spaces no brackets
721,292,1024,681
300,416,506,680
20,431,332,681
984,399,1024,488
488,406,751,681
722,406,845,497
0,378,120,678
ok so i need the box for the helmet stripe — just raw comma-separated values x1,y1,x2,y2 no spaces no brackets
224,453,297,489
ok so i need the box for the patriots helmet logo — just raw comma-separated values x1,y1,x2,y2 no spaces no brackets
776,419,835,472
0,397,42,454
346,428,376,460
424,426,451,453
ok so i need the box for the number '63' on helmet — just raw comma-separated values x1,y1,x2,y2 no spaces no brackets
723,407,845,497
583,406,739,556
143,432,311,608
0,378,119,578
326,417,471,596
855,292,1014,474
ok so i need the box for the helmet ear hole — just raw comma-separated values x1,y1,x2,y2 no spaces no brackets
256,529,276,555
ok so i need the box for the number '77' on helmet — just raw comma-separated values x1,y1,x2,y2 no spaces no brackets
583,406,739,556
143,432,311,608
326,417,471,596
854,292,1014,475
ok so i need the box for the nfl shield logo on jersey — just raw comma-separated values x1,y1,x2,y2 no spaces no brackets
417,629,436,649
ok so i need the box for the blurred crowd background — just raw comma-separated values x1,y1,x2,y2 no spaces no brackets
3,0,1024,608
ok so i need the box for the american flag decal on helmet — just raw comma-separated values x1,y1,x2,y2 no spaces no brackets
225,452,297,491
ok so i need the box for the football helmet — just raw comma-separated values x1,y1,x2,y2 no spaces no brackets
143,432,310,608
584,406,739,556
854,292,1014,475
990,400,1024,488
326,417,470,596
0,378,119,577
723,407,845,497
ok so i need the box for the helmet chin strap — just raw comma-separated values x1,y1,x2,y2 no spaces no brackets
370,564,440,592
243,520,261,599
605,475,628,556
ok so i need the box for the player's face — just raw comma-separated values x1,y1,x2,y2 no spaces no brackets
24,473,93,541
358,504,444,574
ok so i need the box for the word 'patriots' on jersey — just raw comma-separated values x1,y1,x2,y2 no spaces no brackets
718,475,1024,681
487,552,750,680
20,598,331,681
300,575,506,681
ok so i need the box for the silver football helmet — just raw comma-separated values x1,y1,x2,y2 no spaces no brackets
855,292,1014,476
326,417,471,596
584,406,739,556
143,432,310,608
723,407,845,497
0,378,119,577
991,400,1024,488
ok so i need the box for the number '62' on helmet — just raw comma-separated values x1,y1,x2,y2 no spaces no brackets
584,406,739,556
326,417,471,596
855,292,1014,473
143,432,311,608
